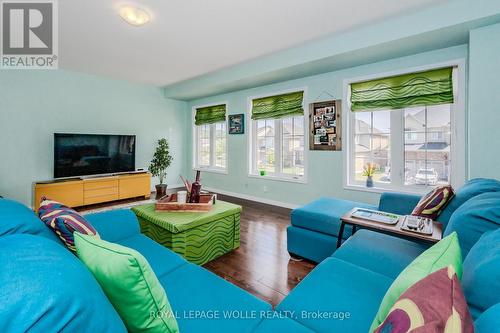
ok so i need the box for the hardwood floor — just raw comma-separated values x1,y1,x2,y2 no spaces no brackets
79,191,317,307
204,194,316,307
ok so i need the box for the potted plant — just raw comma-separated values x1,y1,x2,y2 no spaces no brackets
363,163,377,188
149,138,173,199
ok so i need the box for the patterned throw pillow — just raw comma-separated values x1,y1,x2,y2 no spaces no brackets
412,185,454,220
369,232,462,331
38,198,99,252
375,266,473,333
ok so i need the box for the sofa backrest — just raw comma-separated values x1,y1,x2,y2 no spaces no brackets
0,234,126,332
462,228,500,320
0,198,61,244
84,209,140,242
438,178,500,226
378,192,421,215
475,303,500,333
443,192,500,257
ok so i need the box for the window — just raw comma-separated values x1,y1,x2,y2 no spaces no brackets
251,116,305,179
197,124,211,167
404,105,451,186
193,104,227,172
249,90,306,181
353,111,391,184
346,65,464,192
195,122,227,171
351,106,452,189
214,122,227,169
282,117,305,177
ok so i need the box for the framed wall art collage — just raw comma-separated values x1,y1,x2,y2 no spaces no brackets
309,100,342,151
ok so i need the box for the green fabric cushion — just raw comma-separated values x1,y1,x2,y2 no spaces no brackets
369,231,462,332
74,233,179,333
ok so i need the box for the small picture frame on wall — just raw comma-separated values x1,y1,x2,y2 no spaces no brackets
228,114,245,134
309,100,342,151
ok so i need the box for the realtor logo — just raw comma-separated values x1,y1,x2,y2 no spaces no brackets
1,0,58,69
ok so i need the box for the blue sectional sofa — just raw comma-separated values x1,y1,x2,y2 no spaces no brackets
1,178,499,332
284,178,500,331
288,178,500,263
0,199,278,333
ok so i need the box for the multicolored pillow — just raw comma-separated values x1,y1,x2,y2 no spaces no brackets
369,232,462,331
38,198,98,252
375,266,473,333
412,185,454,220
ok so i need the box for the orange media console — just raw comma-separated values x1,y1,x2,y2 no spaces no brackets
33,172,151,210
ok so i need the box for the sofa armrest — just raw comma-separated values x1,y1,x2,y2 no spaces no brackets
84,209,140,242
378,192,421,215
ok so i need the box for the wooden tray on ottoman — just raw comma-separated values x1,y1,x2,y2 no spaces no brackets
155,193,215,212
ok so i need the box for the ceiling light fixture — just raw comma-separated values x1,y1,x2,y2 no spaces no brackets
118,5,151,26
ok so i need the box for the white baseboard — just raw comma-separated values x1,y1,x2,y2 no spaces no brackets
151,183,184,192
203,186,299,210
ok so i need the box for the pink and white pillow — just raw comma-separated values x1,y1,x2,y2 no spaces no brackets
375,266,473,333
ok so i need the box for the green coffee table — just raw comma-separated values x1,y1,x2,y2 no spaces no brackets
131,201,242,265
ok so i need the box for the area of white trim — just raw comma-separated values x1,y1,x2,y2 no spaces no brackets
203,186,299,210
192,167,228,175
342,59,467,194
152,183,185,192
343,184,425,196
166,183,185,189
247,173,307,184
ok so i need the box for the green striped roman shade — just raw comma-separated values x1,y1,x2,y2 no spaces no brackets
251,91,304,120
195,104,226,125
350,67,454,112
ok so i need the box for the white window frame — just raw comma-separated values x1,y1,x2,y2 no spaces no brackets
343,60,466,194
192,102,228,174
247,88,308,183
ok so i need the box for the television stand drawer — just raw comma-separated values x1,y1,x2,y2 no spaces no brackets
83,181,119,205
83,179,119,191
83,193,119,205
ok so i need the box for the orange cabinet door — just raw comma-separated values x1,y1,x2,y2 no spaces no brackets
34,181,84,210
119,174,151,200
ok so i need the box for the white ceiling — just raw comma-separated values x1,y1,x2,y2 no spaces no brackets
59,0,446,87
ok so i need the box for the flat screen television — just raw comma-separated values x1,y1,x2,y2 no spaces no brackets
54,133,136,179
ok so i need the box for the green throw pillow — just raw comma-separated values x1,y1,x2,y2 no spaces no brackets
369,231,462,332
74,232,179,333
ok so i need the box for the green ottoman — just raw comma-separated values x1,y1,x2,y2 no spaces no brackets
131,201,241,265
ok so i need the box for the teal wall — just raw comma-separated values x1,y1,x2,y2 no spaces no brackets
0,70,188,206
2,22,499,209
468,23,500,179
187,45,468,207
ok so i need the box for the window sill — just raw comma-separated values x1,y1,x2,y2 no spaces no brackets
344,183,429,196
248,173,307,184
194,167,228,175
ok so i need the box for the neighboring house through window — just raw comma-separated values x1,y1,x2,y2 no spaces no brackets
249,90,306,181
346,64,465,192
